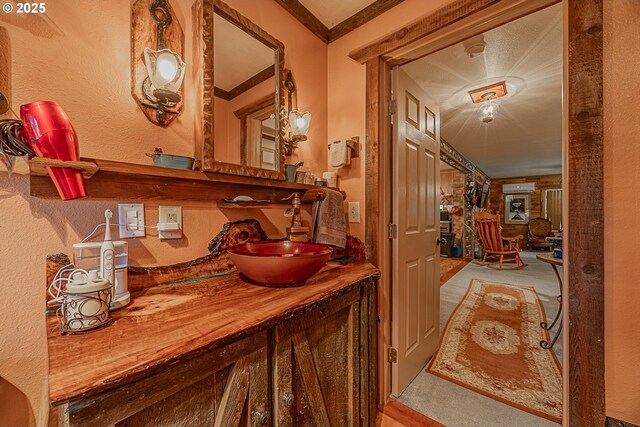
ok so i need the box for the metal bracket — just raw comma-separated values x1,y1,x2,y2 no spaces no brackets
388,223,398,239
388,99,397,116
388,347,398,363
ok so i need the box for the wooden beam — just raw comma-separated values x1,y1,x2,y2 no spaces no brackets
566,0,605,425
215,65,275,101
233,93,274,119
213,357,250,427
271,0,329,43
365,57,394,410
349,0,501,64
291,331,332,426
214,86,231,100
328,0,407,42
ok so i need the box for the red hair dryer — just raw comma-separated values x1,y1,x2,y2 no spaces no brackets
19,101,87,200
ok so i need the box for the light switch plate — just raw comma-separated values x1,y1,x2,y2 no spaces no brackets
348,201,361,224
118,203,145,238
158,206,182,239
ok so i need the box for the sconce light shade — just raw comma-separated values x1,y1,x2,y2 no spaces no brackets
143,48,186,102
288,110,311,139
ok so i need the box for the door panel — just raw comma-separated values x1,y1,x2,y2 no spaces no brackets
405,139,420,232
391,68,441,396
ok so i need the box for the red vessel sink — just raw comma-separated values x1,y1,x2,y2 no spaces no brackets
228,241,332,286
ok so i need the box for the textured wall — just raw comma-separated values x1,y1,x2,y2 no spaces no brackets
327,0,452,239
603,0,640,423
0,0,325,424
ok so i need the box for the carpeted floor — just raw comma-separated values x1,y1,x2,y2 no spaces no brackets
398,251,563,427
440,257,470,286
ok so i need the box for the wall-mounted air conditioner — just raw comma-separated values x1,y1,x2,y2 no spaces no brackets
503,182,536,193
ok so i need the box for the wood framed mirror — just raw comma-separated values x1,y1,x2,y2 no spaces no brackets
194,0,286,180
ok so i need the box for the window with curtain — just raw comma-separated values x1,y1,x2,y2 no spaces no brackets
545,189,563,230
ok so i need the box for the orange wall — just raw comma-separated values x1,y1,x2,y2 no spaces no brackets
327,0,451,238
0,0,325,424
2,0,638,424
214,78,274,165
603,0,640,423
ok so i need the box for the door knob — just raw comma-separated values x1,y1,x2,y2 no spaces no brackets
436,237,447,245
254,410,270,426
283,393,295,408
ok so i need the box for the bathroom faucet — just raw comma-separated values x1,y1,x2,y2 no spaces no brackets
283,192,309,242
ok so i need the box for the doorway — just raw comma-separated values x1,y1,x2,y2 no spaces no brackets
388,7,564,423
351,0,604,425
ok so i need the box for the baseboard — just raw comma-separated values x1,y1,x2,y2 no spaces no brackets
606,416,640,427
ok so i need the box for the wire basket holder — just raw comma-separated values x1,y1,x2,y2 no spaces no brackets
58,285,113,335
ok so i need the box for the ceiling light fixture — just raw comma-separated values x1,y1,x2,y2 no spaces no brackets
479,92,498,123
469,81,508,124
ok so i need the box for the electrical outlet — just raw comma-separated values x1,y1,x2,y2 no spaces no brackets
118,203,145,238
158,206,182,239
348,201,361,224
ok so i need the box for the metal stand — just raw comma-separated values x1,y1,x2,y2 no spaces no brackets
540,262,563,349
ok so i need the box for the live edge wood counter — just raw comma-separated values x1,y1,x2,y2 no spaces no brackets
48,262,380,427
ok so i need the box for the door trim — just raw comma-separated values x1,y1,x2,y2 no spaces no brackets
359,0,604,425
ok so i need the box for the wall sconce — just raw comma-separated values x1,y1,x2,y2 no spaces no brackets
131,0,185,126
283,70,311,155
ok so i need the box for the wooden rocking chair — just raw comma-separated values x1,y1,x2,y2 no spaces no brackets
474,211,527,270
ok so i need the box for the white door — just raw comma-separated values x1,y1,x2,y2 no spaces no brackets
391,67,441,396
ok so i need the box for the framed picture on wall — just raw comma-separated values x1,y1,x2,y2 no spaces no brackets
504,194,530,224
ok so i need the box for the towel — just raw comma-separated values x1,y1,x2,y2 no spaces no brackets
329,140,349,168
311,189,347,249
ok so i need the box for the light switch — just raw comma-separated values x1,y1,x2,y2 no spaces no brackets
348,201,361,224
118,203,145,238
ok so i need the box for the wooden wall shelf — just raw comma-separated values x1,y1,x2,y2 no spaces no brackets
29,158,321,203
217,201,274,209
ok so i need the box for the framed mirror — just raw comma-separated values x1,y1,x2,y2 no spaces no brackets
195,0,285,180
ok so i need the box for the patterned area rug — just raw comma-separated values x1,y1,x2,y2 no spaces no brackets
440,258,470,286
428,279,562,423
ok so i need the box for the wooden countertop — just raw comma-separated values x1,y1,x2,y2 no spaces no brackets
47,262,379,405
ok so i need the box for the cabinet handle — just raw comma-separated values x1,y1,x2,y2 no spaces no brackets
254,410,270,426
283,393,295,408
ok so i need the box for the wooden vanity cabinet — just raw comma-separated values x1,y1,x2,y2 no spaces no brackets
57,332,270,427
54,280,377,427
273,285,376,427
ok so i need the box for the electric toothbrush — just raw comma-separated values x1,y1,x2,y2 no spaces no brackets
100,209,115,304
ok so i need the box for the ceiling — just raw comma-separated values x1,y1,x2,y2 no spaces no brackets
214,14,274,91
298,0,376,28
274,0,404,43
401,4,563,179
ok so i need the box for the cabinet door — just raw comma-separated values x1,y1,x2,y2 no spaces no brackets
59,333,269,427
273,288,364,427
